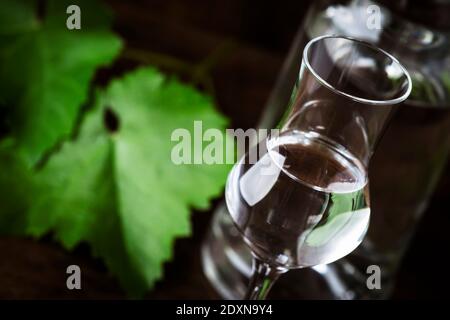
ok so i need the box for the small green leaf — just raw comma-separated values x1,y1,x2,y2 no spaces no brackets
2,67,231,297
0,0,122,166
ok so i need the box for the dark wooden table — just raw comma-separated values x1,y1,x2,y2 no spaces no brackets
1,0,449,299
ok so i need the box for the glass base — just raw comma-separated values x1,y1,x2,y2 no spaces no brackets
202,203,393,300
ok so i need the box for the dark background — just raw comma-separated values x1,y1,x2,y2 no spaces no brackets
0,0,449,299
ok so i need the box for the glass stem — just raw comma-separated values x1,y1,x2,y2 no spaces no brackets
244,257,287,300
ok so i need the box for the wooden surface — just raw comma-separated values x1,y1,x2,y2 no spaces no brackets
1,0,449,299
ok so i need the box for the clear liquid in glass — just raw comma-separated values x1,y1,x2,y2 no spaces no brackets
225,130,370,269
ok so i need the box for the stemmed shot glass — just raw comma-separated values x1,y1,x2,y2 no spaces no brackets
224,35,412,300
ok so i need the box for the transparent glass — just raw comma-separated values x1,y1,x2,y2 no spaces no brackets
202,0,450,300
224,35,412,300
302,0,450,299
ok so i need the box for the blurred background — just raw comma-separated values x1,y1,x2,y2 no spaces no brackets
1,0,449,299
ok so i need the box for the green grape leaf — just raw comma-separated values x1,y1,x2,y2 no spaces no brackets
0,0,122,166
0,139,34,234
12,67,230,297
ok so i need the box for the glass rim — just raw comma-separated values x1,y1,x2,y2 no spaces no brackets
302,35,413,106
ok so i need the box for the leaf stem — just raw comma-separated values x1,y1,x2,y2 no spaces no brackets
121,39,237,96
